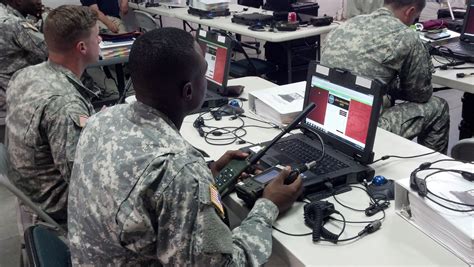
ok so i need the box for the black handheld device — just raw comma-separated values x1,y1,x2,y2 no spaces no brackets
236,161,317,207
424,31,451,40
215,103,316,197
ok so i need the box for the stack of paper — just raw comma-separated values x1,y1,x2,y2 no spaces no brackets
395,163,474,265
189,0,229,11
99,40,134,60
248,81,306,125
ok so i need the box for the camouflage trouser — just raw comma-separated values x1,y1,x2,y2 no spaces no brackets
378,96,450,154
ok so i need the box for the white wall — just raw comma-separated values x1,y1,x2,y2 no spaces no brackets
43,0,79,8
41,0,468,19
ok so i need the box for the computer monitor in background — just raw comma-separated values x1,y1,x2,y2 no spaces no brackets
196,29,233,95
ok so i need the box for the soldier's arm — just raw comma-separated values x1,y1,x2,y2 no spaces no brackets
43,100,91,183
84,2,119,33
118,161,278,266
14,22,48,61
397,35,434,103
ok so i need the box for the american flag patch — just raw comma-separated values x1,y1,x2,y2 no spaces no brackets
209,184,225,218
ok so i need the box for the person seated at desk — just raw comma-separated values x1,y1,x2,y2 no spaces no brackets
0,0,48,142
67,27,303,265
321,0,450,154
6,5,100,223
81,0,128,33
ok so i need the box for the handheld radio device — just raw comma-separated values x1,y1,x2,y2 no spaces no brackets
215,103,316,197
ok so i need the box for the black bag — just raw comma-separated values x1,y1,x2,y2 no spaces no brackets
231,13,274,26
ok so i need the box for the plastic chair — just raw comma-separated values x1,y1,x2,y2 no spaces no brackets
0,144,65,233
451,137,474,161
24,225,71,267
133,10,161,32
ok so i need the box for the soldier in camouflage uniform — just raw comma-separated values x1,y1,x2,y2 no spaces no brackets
6,5,100,222
0,0,47,142
68,28,303,265
321,0,450,153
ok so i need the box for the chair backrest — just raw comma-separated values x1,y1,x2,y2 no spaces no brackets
0,144,65,233
133,10,159,32
451,137,474,162
24,225,71,267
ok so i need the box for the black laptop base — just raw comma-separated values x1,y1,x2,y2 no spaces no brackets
249,133,375,199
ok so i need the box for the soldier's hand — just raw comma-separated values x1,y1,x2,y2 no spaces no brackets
107,22,119,33
262,166,303,214
209,150,248,177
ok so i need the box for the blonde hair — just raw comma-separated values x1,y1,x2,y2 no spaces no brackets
44,5,98,53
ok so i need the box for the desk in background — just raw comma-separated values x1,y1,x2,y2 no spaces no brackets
129,3,339,83
180,76,468,266
431,58,474,139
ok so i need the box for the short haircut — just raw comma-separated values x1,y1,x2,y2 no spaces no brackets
129,27,199,97
384,0,426,11
44,5,98,53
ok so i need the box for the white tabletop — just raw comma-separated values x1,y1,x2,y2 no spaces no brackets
179,76,468,266
132,3,338,42
129,2,185,17
431,58,474,94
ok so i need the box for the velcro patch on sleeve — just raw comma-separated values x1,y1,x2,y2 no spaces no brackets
209,184,225,219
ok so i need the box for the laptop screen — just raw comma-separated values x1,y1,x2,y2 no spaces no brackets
303,62,385,164
305,75,374,150
196,29,232,94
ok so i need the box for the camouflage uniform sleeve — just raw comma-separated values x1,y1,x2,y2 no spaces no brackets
43,100,90,183
117,161,279,266
396,34,434,103
13,21,47,60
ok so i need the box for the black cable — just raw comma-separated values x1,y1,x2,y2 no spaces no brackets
272,226,312,236
421,169,474,207
425,195,474,212
331,185,387,222
371,150,438,164
297,125,325,163
276,184,385,241
195,109,284,146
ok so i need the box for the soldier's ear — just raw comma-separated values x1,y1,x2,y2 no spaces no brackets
77,41,87,55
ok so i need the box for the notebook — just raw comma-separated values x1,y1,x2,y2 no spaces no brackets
434,0,474,63
257,62,386,200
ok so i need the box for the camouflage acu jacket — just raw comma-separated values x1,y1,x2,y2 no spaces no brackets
68,101,279,266
6,61,96,221
321,7,434,105
0,3,47,125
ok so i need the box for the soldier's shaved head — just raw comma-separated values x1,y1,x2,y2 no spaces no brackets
129,28,208,129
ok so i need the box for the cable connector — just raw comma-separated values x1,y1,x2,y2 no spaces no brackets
358,220,381,236
365,202,390,216
461,171,474,182
419,162,432,170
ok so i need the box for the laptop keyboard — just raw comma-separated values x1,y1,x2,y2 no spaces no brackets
273,139,349,175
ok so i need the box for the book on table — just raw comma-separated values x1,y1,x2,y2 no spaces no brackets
248,81,306,126
394,163,474,265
